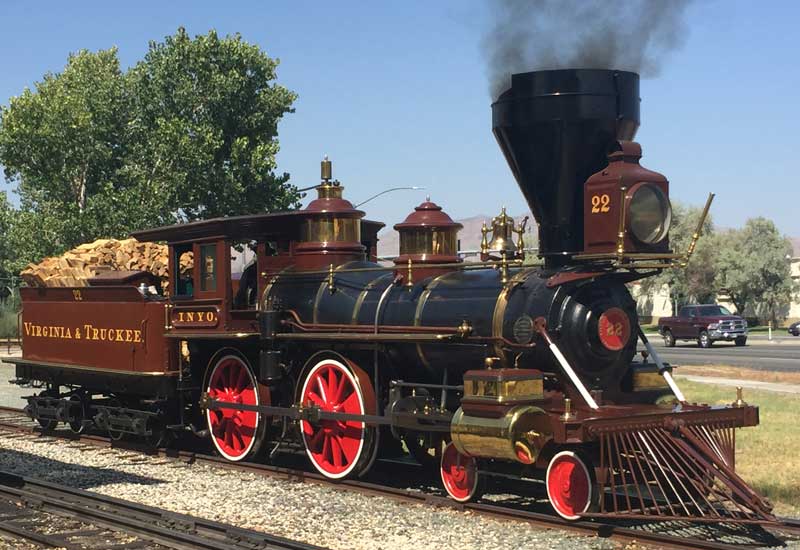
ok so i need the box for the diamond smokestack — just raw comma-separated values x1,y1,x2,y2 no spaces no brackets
492,69,640,267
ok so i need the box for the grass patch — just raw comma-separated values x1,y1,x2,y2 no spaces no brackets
0,293,19,339
677,365,800,385
679,379,800,517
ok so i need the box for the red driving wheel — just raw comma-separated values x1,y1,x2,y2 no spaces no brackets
440,442,480,502
300,358,373,479
205,354,266,462
546,451,594,520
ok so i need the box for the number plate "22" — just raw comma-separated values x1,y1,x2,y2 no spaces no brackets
590,193,611,214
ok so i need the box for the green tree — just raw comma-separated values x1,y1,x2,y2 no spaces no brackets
0,28,298,270
124,28,299,223
0,192,15,278
637,201,718,309
0,48,126,213
0,48,129,258
715,217,794,323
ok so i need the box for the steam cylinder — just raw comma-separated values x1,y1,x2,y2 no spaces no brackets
492,69,640,266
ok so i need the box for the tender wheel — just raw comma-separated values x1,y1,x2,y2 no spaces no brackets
546,451,595,520
299,356,377,479
662,329,675,347
67,394,87,434
205,354,268,462
36,390,58,431
735,336,747,346
440,442,481,502
107,398,126,441
698,331,712,348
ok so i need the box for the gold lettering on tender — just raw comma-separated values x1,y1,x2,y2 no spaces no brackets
186,312,195,322
92,328,99,340
133,330,143,343
65,327,72,339
207,312,215,322
178,312,185,322
84,324,93,339
125,329,133,342
74,328,80,339
99,328,107,340
42,327,48,337
35,326,42,337
24,322,31,336
115,329,124,341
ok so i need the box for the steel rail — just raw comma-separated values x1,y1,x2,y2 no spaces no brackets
0,406,793,550
0,467,324,550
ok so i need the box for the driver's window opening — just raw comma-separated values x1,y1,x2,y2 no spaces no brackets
232,240,258,309
174,244,194,297
200,243,217,292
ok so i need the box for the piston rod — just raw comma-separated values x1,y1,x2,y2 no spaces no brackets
534,318,599,410
638,327,686,403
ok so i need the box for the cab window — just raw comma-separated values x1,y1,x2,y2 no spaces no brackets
200,244,217,292
231,240,258,309
173,244,194,297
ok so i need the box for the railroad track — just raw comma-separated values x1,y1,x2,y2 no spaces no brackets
0,469,325,550
0,406,796,550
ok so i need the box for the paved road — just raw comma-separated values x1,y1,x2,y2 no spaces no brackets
0,362,31,409
642,339,800,371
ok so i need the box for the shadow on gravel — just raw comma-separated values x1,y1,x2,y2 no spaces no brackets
368,460,787,548
0,447,164,490
614,519,787,548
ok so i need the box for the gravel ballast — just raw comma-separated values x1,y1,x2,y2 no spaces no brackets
0,435,620,550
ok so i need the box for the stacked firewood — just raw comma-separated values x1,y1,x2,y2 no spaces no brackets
20,238,193,289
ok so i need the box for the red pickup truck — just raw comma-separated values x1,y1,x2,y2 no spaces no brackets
657,304,748,348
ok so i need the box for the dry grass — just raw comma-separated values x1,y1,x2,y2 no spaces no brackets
679,379,800,517
676,365,800,385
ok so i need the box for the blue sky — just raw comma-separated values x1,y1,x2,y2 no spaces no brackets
1,0,798,236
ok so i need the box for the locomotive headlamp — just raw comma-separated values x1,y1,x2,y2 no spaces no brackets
628,183,671,244
582,141,672,257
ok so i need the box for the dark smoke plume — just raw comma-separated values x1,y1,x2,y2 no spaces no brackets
483,0,693,98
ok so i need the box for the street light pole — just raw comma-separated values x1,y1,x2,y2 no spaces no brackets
354,186,425,208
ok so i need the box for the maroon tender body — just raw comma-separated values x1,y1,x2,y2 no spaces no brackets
658,304,748,347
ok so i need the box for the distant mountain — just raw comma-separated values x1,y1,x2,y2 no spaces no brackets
377,212,536,258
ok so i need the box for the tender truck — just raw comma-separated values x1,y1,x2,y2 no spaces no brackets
657,304,747,348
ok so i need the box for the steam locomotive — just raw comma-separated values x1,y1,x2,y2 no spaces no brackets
10,69,774,523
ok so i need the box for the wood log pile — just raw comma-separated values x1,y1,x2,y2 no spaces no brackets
20,238,193,290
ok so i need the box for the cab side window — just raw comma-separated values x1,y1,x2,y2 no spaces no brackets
679,307,690,318
173,244,194,297
200,244,217,292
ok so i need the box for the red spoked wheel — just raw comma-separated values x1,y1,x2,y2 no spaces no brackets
205,354,267,462
300,358,374,479
440,442,480,502
546,451,594,520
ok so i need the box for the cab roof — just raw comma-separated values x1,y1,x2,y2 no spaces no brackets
131,211,385,244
